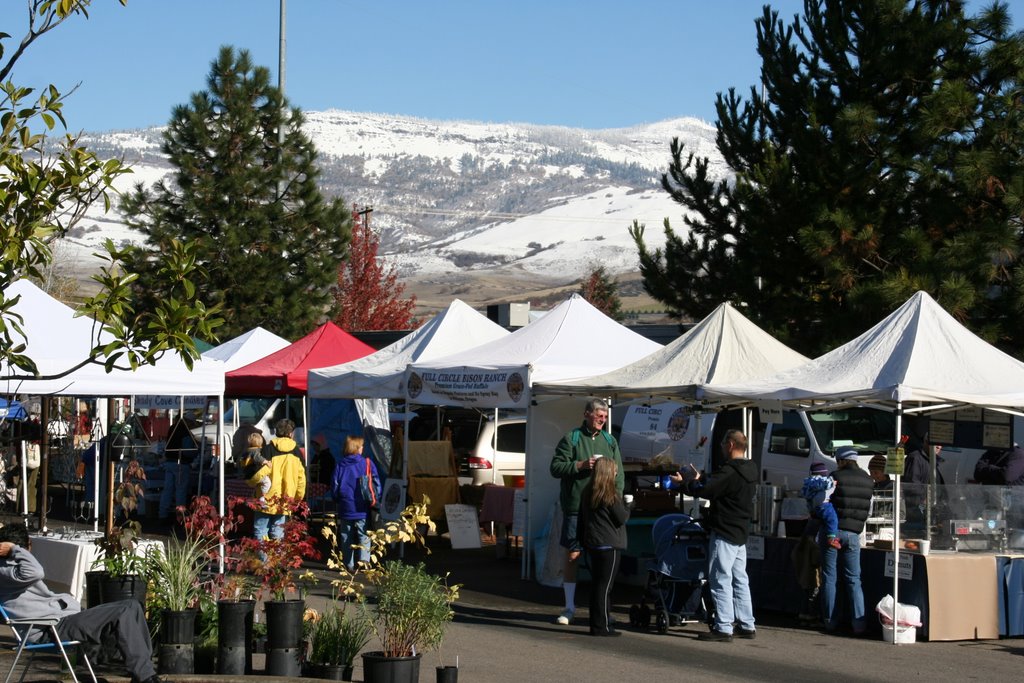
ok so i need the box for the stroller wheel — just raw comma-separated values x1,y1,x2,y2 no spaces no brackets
638,603,652,630
629,604,640,627
656,610,669,634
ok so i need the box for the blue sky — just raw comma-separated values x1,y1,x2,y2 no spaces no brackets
12,0,1024,134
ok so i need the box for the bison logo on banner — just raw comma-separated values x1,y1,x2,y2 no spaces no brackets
507,372,525,403
407,372,423,399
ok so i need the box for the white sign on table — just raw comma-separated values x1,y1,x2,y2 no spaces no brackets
884,551,914,581
445,504,483,549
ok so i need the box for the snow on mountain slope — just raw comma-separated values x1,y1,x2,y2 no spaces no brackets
63,111,726,285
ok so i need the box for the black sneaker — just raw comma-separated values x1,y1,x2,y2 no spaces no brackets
736,627,756,639
697,628,733,642
591,629,622,637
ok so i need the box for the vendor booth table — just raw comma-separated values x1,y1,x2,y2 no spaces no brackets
744,536,1000,641
30,534,164,603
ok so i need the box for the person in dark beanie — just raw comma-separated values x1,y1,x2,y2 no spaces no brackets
821,446,873,635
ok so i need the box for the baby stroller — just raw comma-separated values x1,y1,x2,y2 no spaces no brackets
629,513,711,634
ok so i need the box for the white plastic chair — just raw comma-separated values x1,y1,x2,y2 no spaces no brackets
0,603,96,683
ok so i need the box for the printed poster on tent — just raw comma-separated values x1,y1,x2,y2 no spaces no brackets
406,369,529,408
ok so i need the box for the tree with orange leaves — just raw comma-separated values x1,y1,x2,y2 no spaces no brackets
335,206,417,331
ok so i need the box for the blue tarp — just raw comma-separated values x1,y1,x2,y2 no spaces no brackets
0,399,27,421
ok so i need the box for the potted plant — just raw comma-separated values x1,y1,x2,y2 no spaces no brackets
231,495,320,677
307,601,372,681
90,458,149,603
144,528,217,673
326,499,459,683
176,495,256,676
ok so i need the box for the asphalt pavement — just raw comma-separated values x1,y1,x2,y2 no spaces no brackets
3,509,1023,682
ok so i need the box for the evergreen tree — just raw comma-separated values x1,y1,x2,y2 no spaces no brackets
580,264,624,322
335,206,416,331
632,1,1024,355
121,46,351,340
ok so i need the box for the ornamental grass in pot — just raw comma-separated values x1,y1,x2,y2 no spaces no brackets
308,602,372,681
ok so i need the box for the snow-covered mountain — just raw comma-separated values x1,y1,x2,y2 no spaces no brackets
66,110,729,284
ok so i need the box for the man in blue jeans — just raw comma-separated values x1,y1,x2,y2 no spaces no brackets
672,429,759,641
821,446,873,635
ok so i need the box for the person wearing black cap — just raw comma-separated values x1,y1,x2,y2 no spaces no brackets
820,445,873,635
868,455,892,491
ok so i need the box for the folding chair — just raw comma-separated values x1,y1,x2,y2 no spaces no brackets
0,603,96,683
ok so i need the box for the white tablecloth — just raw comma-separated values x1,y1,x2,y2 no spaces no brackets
30,534,164,602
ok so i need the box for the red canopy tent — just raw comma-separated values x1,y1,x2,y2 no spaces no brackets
225,322,376,396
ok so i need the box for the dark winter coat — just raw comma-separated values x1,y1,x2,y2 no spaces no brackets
831,464,873,534
579,491,629,550
974,447,1024,486
686,458,759,545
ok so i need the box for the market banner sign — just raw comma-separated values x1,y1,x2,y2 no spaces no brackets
406,369,528,408
134,395,209,410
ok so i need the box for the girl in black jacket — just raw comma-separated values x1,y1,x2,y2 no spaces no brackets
579,457,629,636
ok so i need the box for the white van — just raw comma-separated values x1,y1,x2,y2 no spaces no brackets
615,402,1018,492
465,417,527,486
191,397,305,462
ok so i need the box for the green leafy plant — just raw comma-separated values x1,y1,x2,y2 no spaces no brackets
94,519,144,576
323,498,459,659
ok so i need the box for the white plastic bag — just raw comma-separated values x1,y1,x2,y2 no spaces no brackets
875,594,922,627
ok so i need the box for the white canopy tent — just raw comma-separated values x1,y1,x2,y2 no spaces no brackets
307,299,508,400
702,290,1024,638
702,291,1024,409
201,326,290,371
1,279,225,534
1,279,225,397
535,302,809,400
406,294,663,578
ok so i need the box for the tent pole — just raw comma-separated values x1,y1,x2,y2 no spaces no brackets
218,392,226,574
39,398,50,533
491,408,498,485
104,400,116,538
19,440,28,517
892,403,903,645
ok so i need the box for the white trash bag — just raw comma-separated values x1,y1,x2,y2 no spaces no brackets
875,594,922,627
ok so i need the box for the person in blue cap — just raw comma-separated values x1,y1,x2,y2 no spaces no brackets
820,445,873,636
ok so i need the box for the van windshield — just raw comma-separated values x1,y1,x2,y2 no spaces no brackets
807,407,897,455
227,398,277,424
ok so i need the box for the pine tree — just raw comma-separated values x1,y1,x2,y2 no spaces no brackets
334,206,416,331
120,46,351,340
632,1,1024,355
580,264,623,322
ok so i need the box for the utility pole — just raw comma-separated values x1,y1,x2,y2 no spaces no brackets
356,205,374,232
277,0,287,199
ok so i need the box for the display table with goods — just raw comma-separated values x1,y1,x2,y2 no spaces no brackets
30,532,163,602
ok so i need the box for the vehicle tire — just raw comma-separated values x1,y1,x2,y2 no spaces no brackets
656,611,669,634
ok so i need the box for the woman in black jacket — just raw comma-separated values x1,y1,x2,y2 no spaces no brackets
579,457,629,636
